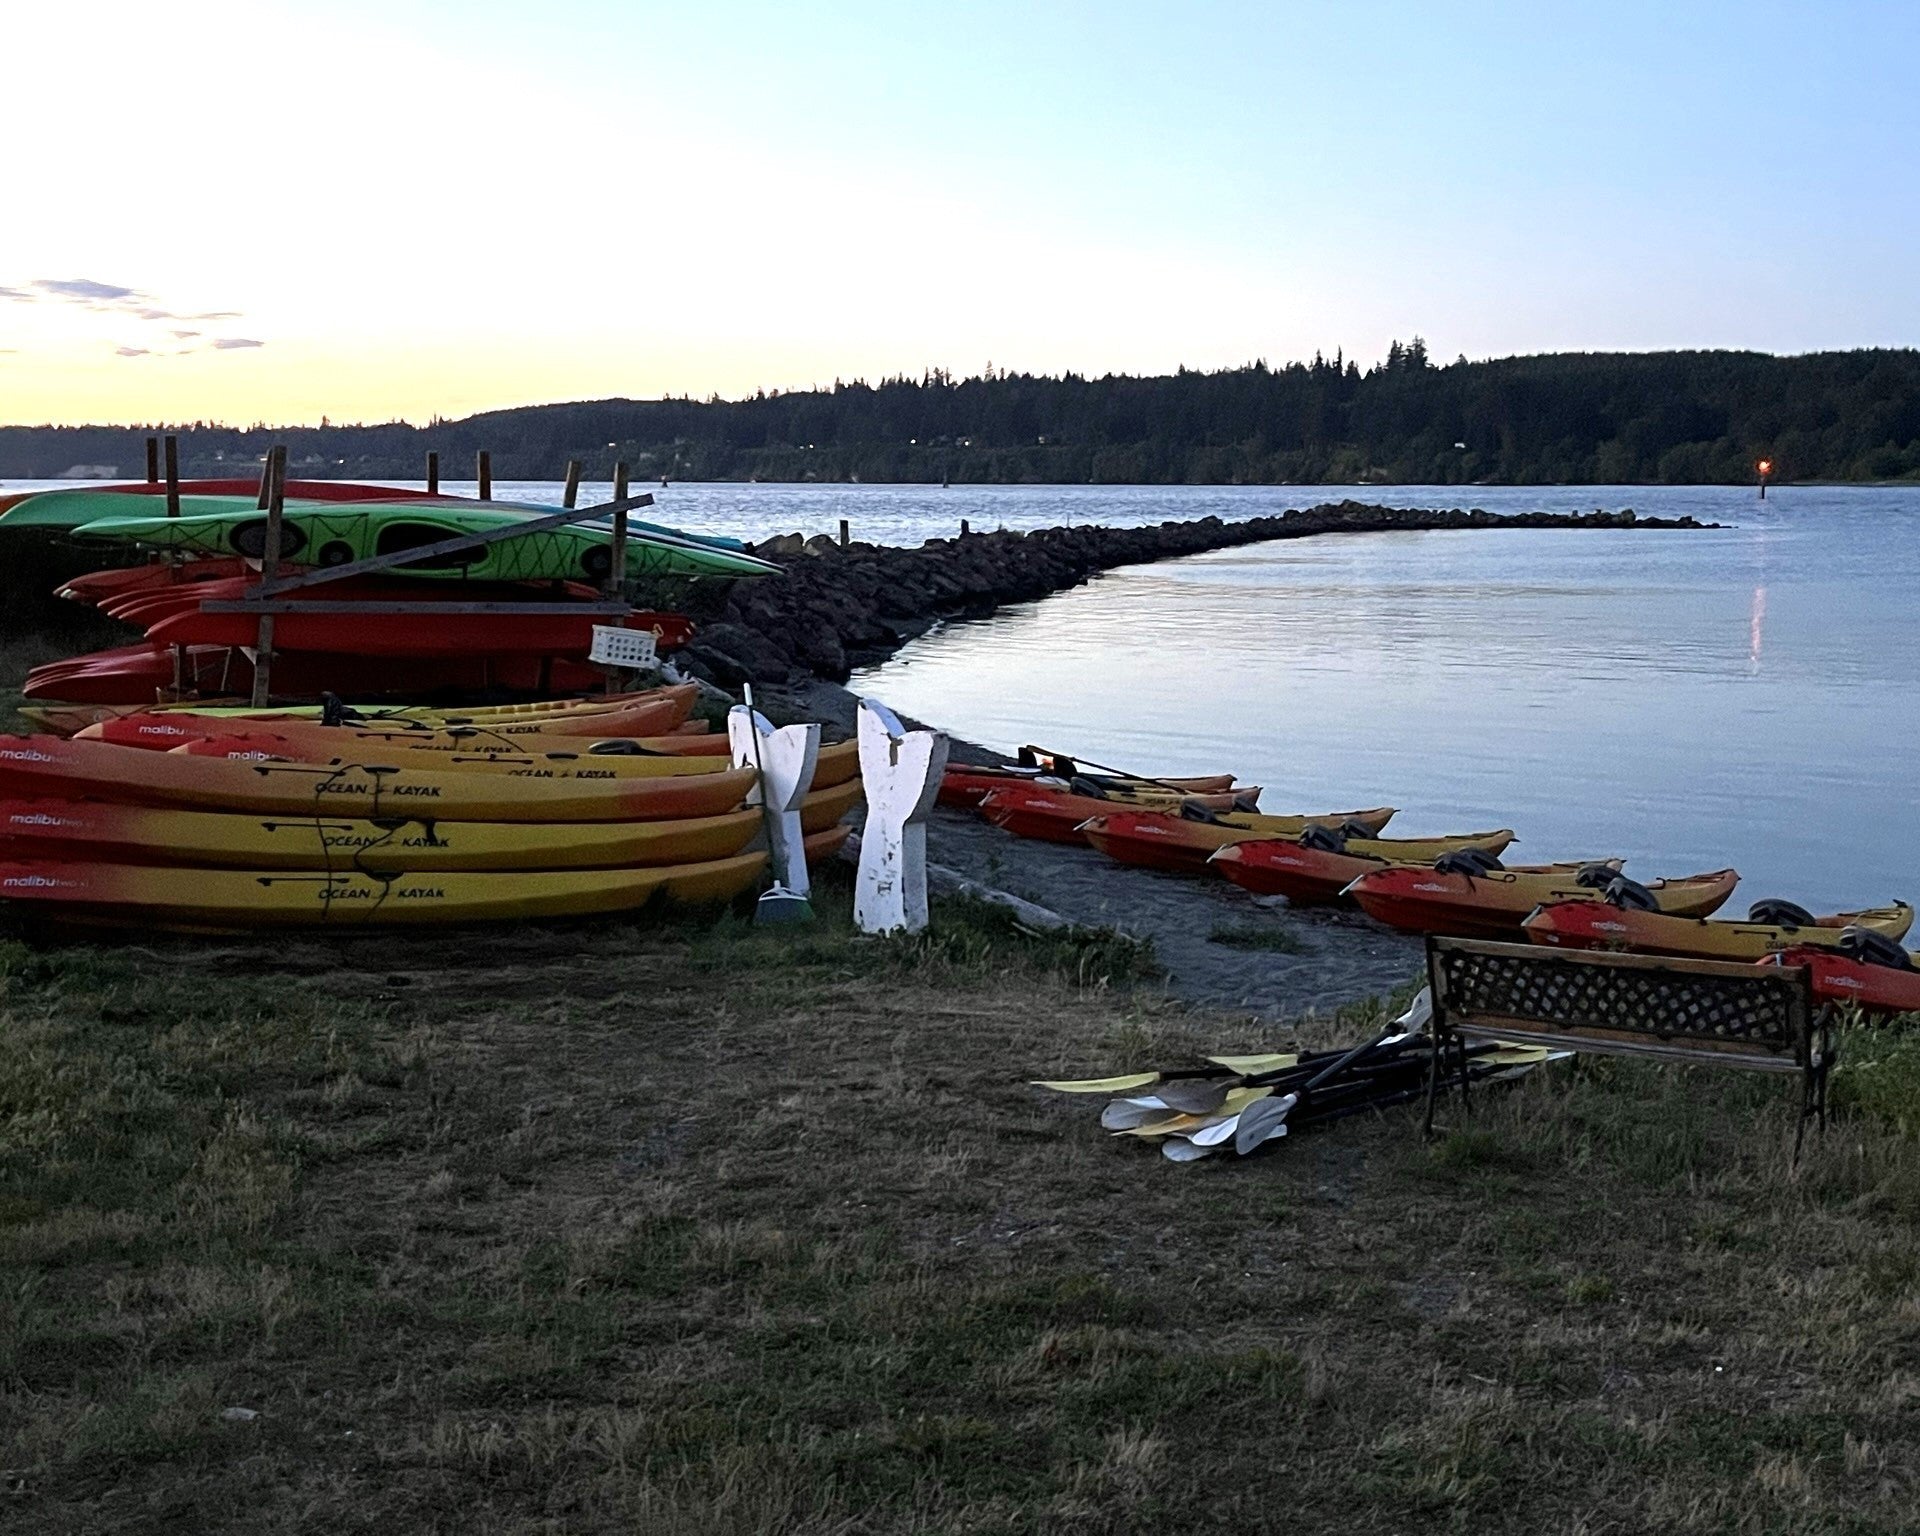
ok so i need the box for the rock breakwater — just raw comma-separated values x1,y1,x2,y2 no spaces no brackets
675,499,1708,688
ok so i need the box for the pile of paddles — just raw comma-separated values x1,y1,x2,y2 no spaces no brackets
0,685,858,931
944,748,1918,1015
1036,992,1567,1163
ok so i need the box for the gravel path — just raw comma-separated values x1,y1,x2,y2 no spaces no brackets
769,678,1424,1022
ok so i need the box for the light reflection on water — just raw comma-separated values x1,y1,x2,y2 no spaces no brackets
852,489,1920,912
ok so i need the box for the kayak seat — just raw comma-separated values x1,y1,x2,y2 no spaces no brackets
1178,801,1226,824
1067,776,1112,800
1603,875,1659,911
1748,898,1816,929
1836,925,1912,970
1573,862,1617,890
1433,848,1504,878
1298,824,1347,854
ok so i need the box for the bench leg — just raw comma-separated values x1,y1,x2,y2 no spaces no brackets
1455,1033,1472,1118
1423,1029,1444,1138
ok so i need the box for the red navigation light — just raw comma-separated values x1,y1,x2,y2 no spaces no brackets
1757,459,1774,476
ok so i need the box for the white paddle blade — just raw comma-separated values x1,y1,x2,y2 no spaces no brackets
1188,1115,1242,1147
1234,1093,1298,1155
1161,1137,1221,1162
1100,1099,1172,1131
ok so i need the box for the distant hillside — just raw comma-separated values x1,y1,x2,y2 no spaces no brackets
5,346,1919,486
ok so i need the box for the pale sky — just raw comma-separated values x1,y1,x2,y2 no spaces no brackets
3,0,1917,425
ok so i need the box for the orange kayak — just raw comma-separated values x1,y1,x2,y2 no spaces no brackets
1344,864,1738,937
1078,807,1407,876
1522,897,1913,962
0,736,755,824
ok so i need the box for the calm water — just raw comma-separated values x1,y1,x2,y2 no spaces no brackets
840,485,1920,913
7,476,1914,908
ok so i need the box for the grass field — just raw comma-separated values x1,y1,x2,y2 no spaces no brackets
3,650,1920,1532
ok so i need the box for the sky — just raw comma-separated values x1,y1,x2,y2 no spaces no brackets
3,0,1917,426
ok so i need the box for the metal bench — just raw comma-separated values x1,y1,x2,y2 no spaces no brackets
1423,936,1834,1155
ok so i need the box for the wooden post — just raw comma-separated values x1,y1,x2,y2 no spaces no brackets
145,436,159,483
250,446,288,707
562,459,582,509
838,518,849,546
163,435,181,517
426,450,440,495
609,462,630,594
477,451,492,501
960,519,970,536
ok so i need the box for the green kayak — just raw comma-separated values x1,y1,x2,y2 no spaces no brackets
71,500,780,583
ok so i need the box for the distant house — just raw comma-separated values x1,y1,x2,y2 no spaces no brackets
59,464,119,478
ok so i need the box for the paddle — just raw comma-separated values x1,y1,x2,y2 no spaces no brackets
1021,744,1238,800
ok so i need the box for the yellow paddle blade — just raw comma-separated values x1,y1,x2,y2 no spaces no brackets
1034,1071,1161,1094
1478,1044,1567,1066
1206,1053,1299,1075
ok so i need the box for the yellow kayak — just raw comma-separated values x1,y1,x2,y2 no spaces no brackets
0,850,769,931
0,798,763,872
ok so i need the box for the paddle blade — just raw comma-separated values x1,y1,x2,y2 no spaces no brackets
1153,1079,1236,1115
1161,1137,1221,1162
1034,1072,1160,1094
1234,1093,1298,1155
1207,1053,1299,1075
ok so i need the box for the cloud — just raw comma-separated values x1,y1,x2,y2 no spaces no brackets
115,346,152,357
136,307,177,321
170,329,201,339
212,337,265,350
186,310,241,321
0,285,31,301
38,277,139,304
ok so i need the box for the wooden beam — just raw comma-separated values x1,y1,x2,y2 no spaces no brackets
145,436,159,483
477,450,492,501
251,492,657,595
201,599,632,616
562,460,582,509
426,450,440,495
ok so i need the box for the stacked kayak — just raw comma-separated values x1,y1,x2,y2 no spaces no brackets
0,680,863,930
1523,896,1914,962
1079,808,1439,877
1341,860,1741,937
976,782,1264,845
1769,942,1920,1015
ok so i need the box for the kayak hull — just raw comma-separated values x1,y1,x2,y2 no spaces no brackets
939,766,1235,811
1081,810,1488,878
1522,900,1915,962
0,736,757,823
976,785,1262,845
1213,843,1629,911
1343,866,1738,937
1769,947,1920,1015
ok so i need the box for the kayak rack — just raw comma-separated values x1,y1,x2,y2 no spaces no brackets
178,443,654,705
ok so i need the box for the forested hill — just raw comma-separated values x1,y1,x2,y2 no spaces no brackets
6,346,1920,486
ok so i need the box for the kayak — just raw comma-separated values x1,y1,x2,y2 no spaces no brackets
0,736,756,823
58,558,253,604
1768,946,1920,1014
1341,863,1739,936
799,777,862,833
0,797,762,872
71,499,781,582
141,605,683,659
0,480,437,529
20,642,617,705
148,689,674,723
80,687,697,747
940,764,1237,811
0,851,768,930
1522,898,1915,961
1212,838,1634,914
1078,807,1417,876
170,730,863,789
975,784,1263,845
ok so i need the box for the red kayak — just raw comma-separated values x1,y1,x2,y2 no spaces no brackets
1769,946,1920,1014
100,575,614,627
81,478,434,503
976,783,1262,845
59,559,251,605
939,763,1237,811
22,643,612,705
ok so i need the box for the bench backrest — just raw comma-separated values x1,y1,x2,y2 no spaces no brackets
1426,937,1813,1073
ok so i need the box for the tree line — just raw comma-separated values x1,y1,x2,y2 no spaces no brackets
5,346,1919,485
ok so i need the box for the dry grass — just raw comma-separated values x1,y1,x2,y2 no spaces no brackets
4,882,1920,1534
